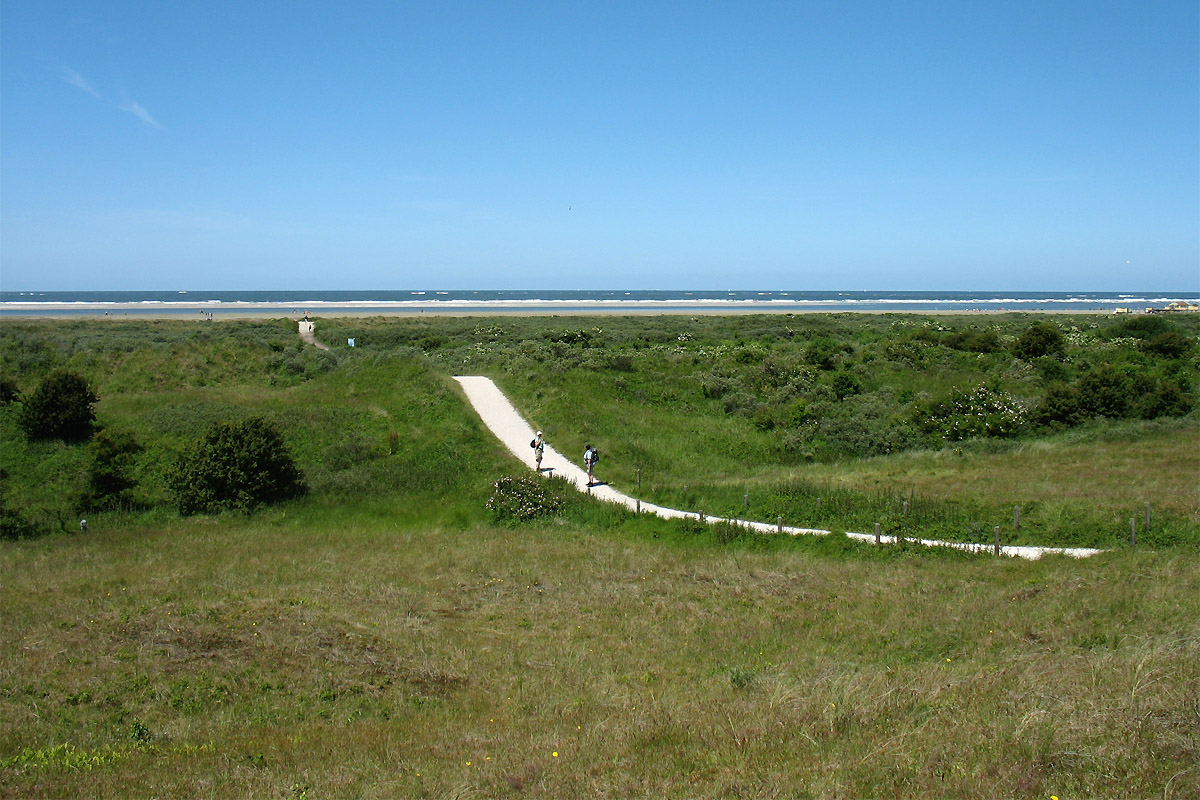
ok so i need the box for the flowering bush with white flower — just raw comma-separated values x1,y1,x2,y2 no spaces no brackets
917,385,1029,441
486,475,564,524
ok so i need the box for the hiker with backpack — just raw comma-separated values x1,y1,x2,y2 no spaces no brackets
531,431,545,471
583,443,599,485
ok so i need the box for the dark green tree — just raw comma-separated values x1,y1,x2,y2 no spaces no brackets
167,417,306,515
17,370,97,442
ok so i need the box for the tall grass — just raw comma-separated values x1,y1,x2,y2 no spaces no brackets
2,509,1197,798
1,314,1197,797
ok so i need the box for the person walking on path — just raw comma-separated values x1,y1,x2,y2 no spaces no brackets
532,430,545,471
583,443,598,485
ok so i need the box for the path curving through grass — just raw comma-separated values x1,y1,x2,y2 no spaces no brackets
297,319,330,350
454,376,1106,560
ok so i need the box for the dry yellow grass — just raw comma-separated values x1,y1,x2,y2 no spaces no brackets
3,507,1198,798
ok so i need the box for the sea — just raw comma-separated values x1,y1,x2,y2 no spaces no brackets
1,289,1196,317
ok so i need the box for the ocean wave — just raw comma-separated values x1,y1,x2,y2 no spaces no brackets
2,291,1195,316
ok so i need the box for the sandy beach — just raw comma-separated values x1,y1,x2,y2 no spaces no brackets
0,301,1134,320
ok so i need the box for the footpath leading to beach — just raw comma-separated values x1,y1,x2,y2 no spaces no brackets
298,319,330,350
453,376,1106,561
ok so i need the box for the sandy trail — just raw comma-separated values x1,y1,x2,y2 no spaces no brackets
454,376,1105,560
298,320,330,350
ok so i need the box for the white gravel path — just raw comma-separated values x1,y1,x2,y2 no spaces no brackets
454,376,1105,560
298,319,329,350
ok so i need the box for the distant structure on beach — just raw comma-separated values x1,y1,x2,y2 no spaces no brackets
1115,301,1199,314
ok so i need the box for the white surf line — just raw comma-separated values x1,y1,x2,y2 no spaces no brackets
453,376,1105,560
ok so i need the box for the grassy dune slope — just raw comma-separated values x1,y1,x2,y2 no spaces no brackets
2,315,1198,798
3,512,1198,798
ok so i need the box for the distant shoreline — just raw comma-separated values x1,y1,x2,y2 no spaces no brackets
0,303,1142,319
4,290,1194,319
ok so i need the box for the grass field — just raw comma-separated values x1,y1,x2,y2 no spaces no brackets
4,506,1198,798
1,313,1197,798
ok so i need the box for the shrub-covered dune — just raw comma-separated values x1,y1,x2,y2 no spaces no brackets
1,313,1197,798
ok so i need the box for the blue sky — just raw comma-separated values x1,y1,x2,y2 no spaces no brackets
1,1,1196,291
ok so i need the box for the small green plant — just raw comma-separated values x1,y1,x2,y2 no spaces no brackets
729,666,757,689
485,475,563,523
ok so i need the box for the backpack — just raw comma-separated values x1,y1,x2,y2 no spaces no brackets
530,439,537,449
591,448,600,464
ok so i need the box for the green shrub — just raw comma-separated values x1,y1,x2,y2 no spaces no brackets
79,429,143,512
0,376,20,404
1141,332,1192,358
1132,377,1194,419
829,371,862,400
1030,384,1084,429
167,417,306,515
1075,366,1132,419
916,385,1028,441
17,370,98,443
944,329,1002,353
1106,314,1175,340
1012,322,1066,361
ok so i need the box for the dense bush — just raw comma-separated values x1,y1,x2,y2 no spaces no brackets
1012,322,1065,361
0,376,20,404
1141,331,1192,358
167,417,306,515
915,385,1028,441
1131,377,1193,419
1105,314,1176,340
1030,384,1084,429
79,429,143,512
17,370,97,442
944,328,1002,353
1075,365,1132,419
485,475,564,524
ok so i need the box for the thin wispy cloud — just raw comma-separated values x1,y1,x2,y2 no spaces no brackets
119,100,164,130
59,64,164,130
61,66,101,98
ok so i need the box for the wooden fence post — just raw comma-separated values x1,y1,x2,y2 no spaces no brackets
874,522,881,544
743,493,749,511
777,516,783,534
1144,503,1151,534
637,468,642,490
636,499,641,514
993,526,1000,556
1130,518,1136,546
903,500,909,515
1014,506,1020,531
